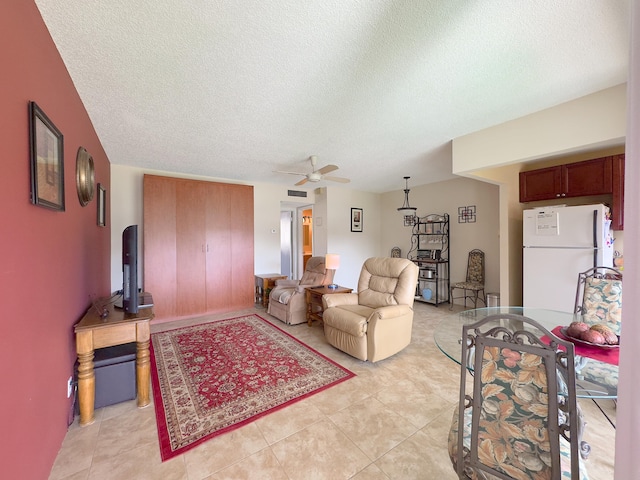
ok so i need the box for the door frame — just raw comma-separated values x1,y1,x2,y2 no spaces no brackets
280,203,313,279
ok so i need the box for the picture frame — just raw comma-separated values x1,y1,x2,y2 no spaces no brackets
458,205,477,223
351,207,363,232
29,101,64,211
97,183,106,226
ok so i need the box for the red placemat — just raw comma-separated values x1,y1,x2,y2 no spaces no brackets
543,326,619,366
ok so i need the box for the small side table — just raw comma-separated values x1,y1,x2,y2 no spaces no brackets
255,273,287,308
305,285,353,327
74,299,154,426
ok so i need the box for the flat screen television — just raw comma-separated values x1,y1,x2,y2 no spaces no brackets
122,225,139,314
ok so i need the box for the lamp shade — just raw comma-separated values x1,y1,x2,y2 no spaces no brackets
325,253,340,270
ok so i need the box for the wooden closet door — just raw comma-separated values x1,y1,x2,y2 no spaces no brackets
143,175,177,319
228,184,254,309
175,179,207,316
205,182,231,311
144,175,253,319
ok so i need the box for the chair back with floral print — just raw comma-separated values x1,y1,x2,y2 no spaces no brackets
574,266,623,335
454,314,584,479
465,249,485,284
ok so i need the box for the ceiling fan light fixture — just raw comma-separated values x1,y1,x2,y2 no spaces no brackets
275,156,350,185
397,176,417,214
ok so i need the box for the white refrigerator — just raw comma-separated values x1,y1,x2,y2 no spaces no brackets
522,204,614,312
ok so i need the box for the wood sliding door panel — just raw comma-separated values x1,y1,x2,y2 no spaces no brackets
205,182,232,312
144,175,254,320
229,184,255,309
176,180,207,316
143,175,178,319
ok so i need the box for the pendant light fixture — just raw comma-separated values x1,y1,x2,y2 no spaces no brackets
397,176,417,215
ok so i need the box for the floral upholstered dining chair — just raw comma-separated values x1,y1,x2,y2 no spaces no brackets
449,249,486,310
574,266,623,335
573,266,622,398
447,313,589,479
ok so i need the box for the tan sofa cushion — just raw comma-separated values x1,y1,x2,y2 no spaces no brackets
357,257,417,308
324,305,373,336
299,256,332,286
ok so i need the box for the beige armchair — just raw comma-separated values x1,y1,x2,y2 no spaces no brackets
267,256,334,325
322,257,419,362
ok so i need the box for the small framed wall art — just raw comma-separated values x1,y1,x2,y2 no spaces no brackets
351,207,363,232
29,101,64,211
458,205,477,223
97,184,106,226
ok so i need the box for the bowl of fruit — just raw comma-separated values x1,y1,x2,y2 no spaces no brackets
560,321,620,349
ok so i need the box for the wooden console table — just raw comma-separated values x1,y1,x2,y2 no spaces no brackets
305,285,353,326
74,299,154,426
255,273,287,308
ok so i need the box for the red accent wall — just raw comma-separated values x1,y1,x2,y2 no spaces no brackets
0,2,111,478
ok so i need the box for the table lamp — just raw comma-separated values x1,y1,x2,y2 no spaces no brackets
325,253,340,289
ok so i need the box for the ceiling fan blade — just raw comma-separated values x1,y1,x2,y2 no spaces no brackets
295,177,309,186
317,164,338,175
273,170,306,176
323,175,350,184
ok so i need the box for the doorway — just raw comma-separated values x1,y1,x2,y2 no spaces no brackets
302,208,313,271
279,210,293,278
279,204,313,279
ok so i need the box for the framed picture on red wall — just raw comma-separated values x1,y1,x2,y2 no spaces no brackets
97,184,106,226
29,101,65,211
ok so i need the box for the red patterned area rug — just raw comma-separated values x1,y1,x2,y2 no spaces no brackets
150,314,355,460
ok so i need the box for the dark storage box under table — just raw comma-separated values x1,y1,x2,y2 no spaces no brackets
76,342,137,410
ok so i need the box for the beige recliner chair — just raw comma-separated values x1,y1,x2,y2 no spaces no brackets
322,257,419,362
267,256,334,325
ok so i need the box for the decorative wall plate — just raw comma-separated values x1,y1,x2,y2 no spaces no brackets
76,146,95,206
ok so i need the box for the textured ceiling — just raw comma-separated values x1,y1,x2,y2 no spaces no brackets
35,1,629,193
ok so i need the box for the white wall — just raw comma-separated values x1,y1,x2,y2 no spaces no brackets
109,165,317,292
453,84,628,307
381,177,500,302
325,187,383,290
110,165,497,298
452,83,627,172
109,165,386,293
614,4,639,478
110,165,144,292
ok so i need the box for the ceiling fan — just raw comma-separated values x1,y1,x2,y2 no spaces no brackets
274,155,351,186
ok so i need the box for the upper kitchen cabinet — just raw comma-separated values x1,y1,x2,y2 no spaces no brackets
520,156,612,201
611,154,625,230
520,154,625,230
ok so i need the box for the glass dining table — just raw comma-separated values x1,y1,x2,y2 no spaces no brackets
434,306,619,400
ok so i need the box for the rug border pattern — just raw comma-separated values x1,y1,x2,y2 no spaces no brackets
150,314,355,460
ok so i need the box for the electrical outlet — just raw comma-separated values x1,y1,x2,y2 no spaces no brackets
67,376,73,398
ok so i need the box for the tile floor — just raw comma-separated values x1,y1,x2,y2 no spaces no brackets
49,303,616,479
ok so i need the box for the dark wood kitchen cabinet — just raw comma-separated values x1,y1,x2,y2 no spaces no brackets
519,154,625,230
519,156,612,202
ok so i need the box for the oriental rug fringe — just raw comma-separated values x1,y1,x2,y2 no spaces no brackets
150,314,355,460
